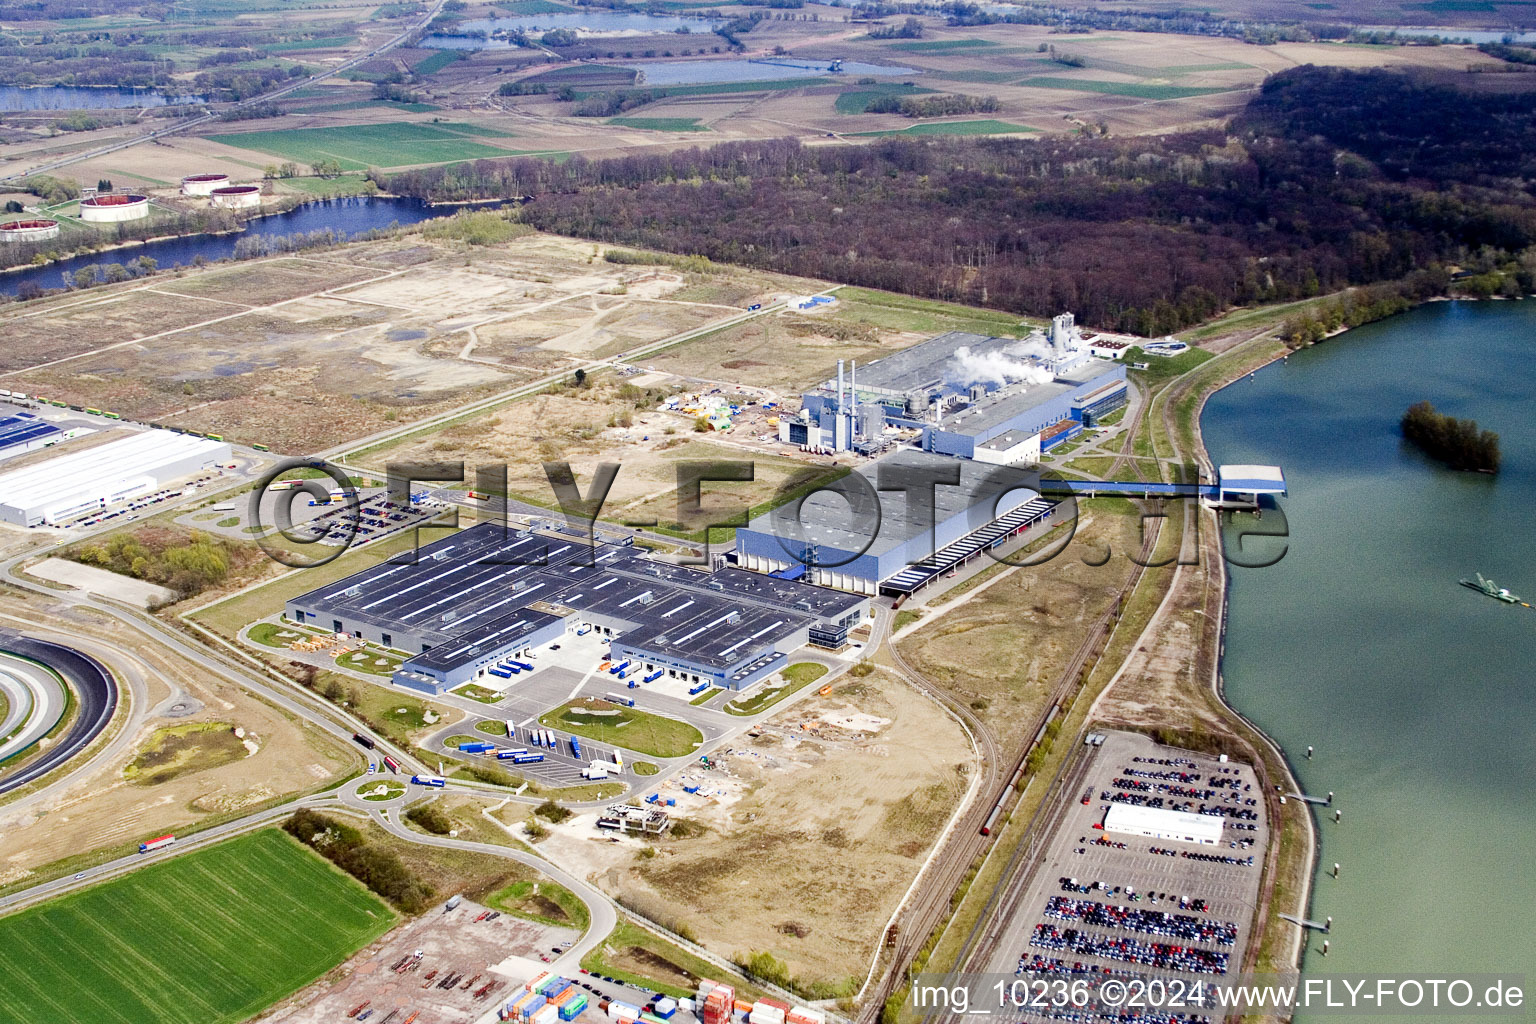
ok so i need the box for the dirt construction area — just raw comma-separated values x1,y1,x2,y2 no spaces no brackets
0,233,830,454
262,896,580,1024
545,669,974,992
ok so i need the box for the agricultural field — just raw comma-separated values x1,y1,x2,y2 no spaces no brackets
851,119,1036,137
0,830,395,1024
205,122,524,170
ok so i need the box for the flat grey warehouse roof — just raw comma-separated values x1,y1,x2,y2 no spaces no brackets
292,523,867,673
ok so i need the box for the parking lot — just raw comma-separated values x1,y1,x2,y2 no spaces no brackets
985,731,1269,1022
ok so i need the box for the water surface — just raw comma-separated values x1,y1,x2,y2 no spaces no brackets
1203,300,1535,1013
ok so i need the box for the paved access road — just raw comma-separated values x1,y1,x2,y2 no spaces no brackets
0,635,116,795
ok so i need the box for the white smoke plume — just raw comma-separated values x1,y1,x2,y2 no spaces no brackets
947,340,1054,388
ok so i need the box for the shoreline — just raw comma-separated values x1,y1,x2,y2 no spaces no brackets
1189,326,1331,975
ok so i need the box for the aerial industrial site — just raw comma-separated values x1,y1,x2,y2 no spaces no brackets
0,3,1526,1021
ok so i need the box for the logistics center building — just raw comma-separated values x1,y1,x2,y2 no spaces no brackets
0,430,231,527
286,522,870,695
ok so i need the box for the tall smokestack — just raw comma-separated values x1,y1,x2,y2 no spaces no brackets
837,359,845,415
850,361,857,413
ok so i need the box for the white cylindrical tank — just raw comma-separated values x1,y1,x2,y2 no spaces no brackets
80,194,149,223
209,184,261,209
0,218,60,242
180,172,230,196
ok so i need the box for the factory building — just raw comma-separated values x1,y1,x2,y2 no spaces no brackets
782,314,1127,462
286,522,870,695
0,412,63,463
0,430,231,527
735,449,1057,595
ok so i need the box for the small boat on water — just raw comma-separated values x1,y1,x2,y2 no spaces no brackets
1459,573,1522,604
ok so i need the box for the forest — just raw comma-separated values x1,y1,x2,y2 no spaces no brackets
1401,401,1502,473
384,67,1536,335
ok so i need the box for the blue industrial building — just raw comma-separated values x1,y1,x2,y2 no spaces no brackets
287,523,869,694
735,450,1058,595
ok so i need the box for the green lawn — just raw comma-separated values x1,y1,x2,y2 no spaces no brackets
831,286,1034,338
541,699,702,758
273,174,379,198
486,878,590,929
246,621,307,648
631,761,659,775
206,122,515,170
1015,77,1238,100
569,77,826,101
608,116,709,132
852,119,1035,137
724,662,826,716
413,49,465,75
453,683,508,705
476,718,512,735
886,38,999,51
335,648,403,677
0,830,394,1024
688,687,721,706
834,82,930,114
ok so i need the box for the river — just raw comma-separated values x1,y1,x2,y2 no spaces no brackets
1202,300,1535,1009
0,85,206,111
0,196,461,298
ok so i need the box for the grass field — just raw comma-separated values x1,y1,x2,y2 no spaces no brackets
0,830,394,1024
541,699,702,758
723,662,826,716
608,117,709,132
852,119,1035,137
886,38,999,52
206,122,515,170
1016,77,1239,100
414,49,465,75
834,82,930,114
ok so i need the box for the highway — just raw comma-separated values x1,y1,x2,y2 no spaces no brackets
0,0,450,184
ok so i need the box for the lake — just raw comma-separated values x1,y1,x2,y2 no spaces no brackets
424,12,721,47
1203,300,1535,1010
0,85,206,112
0,196,464,298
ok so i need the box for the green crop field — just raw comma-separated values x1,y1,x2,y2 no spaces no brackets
834,82,930,114
413,49,465,75
852,119,1036,137
541,699,702,758
608,117,709,132
1015,77,1240,100
886,38,999,51
207,122,515,170
0,829,395,1024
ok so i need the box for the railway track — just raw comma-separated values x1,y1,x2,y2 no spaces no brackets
859,382,1178,1020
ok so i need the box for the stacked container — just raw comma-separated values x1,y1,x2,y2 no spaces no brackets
549,986,578,1011
608,1001,642,1021
527,972,554,994
654,998,678,1019
533,1005,559,1024
560,994,590,1021
749,1002,786,1024
701,983,735,1024
520,995,549,1021
787,1009,826,1024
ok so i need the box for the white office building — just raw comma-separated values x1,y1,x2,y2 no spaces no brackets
0,431,231,526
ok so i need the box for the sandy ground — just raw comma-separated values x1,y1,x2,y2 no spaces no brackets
263,897,579,1024
25,557,178,608
0,590,355,883
539,669,972,989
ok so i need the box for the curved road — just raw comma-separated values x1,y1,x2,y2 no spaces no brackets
0,656,50,759
0,635,117,795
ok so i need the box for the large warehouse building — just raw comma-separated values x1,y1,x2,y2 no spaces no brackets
0,430,231,527
1102,803,1224,847
0,412,63,463
735,449,1057,595
784,314,1127,461
286,522,870,695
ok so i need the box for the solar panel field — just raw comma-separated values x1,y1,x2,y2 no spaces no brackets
0,829,396,1024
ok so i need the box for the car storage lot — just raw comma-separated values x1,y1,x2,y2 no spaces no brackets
985,731,1269,1014
265,896,578,1024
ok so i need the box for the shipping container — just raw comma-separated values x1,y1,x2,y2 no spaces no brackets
786,1009,825,1024
513,753,545,764
570,737,582,758
608,1002,642,1021
559,996,588,1021
532,1005,559,1024
526,972,553,993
